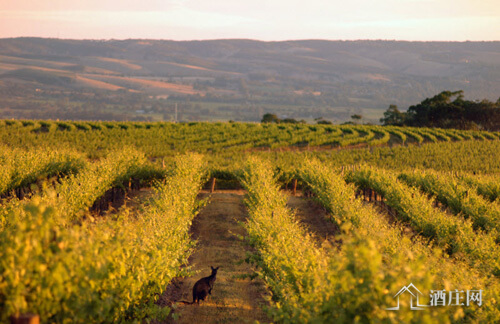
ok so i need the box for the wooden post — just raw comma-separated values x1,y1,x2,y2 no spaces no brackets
10,314,39,324
210,178,216,193
293,179,298,196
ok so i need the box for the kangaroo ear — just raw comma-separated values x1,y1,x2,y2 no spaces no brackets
211,266,214,270
216,266,220,270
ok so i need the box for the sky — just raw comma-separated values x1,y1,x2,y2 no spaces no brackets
1,0,499,41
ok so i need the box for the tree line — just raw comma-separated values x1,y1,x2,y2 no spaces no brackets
381,90,500,131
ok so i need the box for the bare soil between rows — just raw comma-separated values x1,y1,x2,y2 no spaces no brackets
157,190,270,324
285,192,340,245
152,190,343,323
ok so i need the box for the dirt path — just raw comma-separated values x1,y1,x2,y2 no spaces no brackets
286,192,339,245
158,190,270,324
124,187,153,210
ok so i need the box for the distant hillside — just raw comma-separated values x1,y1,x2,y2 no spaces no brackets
0,38,498,122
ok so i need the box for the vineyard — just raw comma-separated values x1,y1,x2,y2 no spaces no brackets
1,120,500,323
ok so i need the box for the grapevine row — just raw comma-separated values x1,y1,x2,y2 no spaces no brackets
241,157,450,323
1,121,497,158
1,148,147,229
0,147,85,198
458,173,500,202
345,166,500,276
0,153,206,323
398,170,500,240
297,159,500,322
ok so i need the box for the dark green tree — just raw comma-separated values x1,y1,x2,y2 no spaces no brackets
281,118,301,124
315,117,332,125
380,105,406,126
401,90,500,130
351,114,362,124
406,90,464,127
261,113,280,123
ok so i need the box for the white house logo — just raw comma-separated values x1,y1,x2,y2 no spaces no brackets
386,283,428,310
386,283,483,311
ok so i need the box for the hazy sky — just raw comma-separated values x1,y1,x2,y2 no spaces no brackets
1,0,499,41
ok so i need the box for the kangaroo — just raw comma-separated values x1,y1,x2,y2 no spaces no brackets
179,266,219,305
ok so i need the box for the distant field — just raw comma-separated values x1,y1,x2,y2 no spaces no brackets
1,120,500,171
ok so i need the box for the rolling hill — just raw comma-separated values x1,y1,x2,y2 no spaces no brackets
0,38,498,122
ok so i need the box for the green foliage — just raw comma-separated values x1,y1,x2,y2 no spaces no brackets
385,127,407,144
0,153,206,323
73,122,91,131
0,147,85,197
403,91,500,130
380,105,405,126
459,173,500,202
0,121,497,160
346,166,500,276
0,119,500,322
4,120,19,126
368,127,391,146
261,113,280,123
298,158,500,322
398,170,500,240
47,148,146,225
351,114,363,121
21,120,35,127
0,148,146,228
56,122,75,131
241,157,451,323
